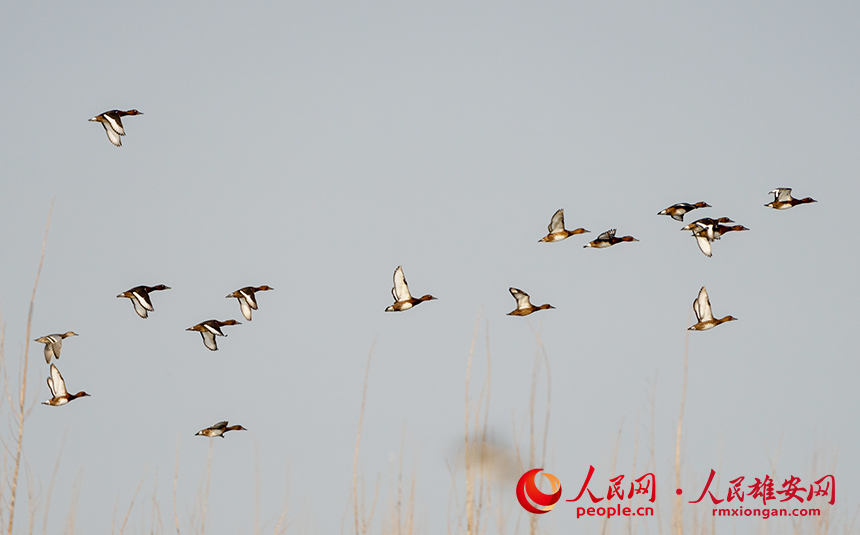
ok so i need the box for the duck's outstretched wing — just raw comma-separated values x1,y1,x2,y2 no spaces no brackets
693,234,712,258
392,266,412,302
770,188,792,202
101,122,123,147
693,287,714,323
238,298,253,321
48,364,68,397
548,209,565,233
200,331,219,351
596,229,616,241
509,288,532,310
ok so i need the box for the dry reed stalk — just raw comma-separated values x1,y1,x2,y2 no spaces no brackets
201,440,212,535
352,339,376,535
396,427,404,535
463,313,495,535
64,470,82,535
41,432,66,535
25,465,36,535
673,325,690,535
7,201,52,535
119,469,148,535
525,325,552,535
645,375,663,535
174,438,181,535
254,444,261,535
271,464,291,535
601,418,624,535
463,314,480,535
628,408,640,535
152,478,165,535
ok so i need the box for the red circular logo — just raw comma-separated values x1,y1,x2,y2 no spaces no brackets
516,468,562,514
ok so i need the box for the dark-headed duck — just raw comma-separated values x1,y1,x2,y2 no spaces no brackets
507,287,554,316
539,209,589,242
195,421,247,438
117,285,170,319
765,188,817,210
186,320,241,351
385,266,436,312
584,229,638,248
89,109,143,147
681,217,734,242
42,364,89,406
688,286,737,331
657,202,711,222
689,222,748,258
226,285,273,321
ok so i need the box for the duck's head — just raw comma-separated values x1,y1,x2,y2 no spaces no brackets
694,202,711,208
63,331,79,338
125,109,143,116
418,294,437,302
539,304,555,310
257,285,274,291
71,391,90,400
221,320,241,326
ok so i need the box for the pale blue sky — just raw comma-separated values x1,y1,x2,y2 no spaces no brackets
0,1,857,533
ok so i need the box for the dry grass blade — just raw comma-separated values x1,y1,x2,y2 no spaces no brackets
174,438,181,535
352,338,376,535
673,324,691,535
41,431,67,535
7,200,52,535
119,469,148,535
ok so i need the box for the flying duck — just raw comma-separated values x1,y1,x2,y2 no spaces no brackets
186,320,241,351
688,222,748,258
226,285,274,321
385,266,436,312
688,286,737,331
681,217,734,242
195,421,247,438
89,109,143,147
507,287,554,316
765,188,817,210
584,229,639,248
34,331,78,363
117,285,170,319
42,364,90,406
657,202,711,222
538,209,589,242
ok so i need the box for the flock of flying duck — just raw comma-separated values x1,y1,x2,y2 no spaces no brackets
32,110,818,442
37,279,273,438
